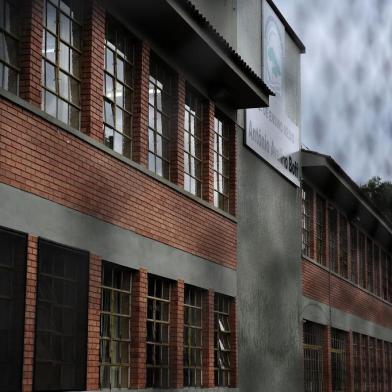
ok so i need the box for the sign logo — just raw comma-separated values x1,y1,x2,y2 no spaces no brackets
265,15,284,96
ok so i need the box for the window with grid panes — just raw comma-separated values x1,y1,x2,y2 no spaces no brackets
369,337,376,391
0,0,19,94
377,339,384,391
41,0,82,129
359,232,366,288
382,251,388,301
339,215,348,279
100,262,132,389
213,115,230,212
303,321,324,392
214,294,232,387
0,228,26,392
328,206,338,273
302,182,313,258
184,87,203,197
316,195,326,265
350,224,358,283
148,56,172,179
361,335,369,391
367,238,374,292
103,18,135,159
146,276,171,388
34,240,88,391
374,245,380,297
353,333,361,392
184,285,203,387
385,343,392,391
331,329,347,392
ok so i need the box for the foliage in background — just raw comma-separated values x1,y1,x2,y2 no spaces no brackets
361,177,392,224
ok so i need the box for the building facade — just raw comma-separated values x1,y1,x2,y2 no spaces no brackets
301,149,392,392
0,0,279,391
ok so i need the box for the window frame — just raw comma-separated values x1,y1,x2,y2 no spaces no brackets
103,16,135,159
331,328,348,392
99,261,133,389
41,0,83,129
301,182,313,258
0,0,20,94
315,194,326,266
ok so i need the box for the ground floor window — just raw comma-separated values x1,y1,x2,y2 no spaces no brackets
34,240,88,391
303,321,324,392
331,329,348,392
0,228,26,392
100,262,133,389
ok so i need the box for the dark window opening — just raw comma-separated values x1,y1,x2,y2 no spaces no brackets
316,195,326,266
34,239,88,391
0,228,26,392
328,206,338,273
302,182,313,258
331,328,347,392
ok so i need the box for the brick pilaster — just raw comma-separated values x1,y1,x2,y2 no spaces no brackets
312,189,317,260
19,0,43,107
80,0,105,139
130,268,148,388
170,75,186,186
229,299,238,387
325,205,330,270
336,213,341,275
228,122,237,216
170,280,184,388
202,101,215,204
348,330,354,392
202,289,215,387
22,235,38,392
86,254,102,390
132,41,150,166
323,325,332,392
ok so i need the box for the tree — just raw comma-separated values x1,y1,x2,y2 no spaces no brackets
361,176,392,224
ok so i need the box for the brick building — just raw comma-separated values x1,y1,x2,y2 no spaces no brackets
0,0,278,391
301,149,392,391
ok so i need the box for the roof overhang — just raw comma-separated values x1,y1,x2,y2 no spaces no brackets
302,150,392,250
107,0,273,109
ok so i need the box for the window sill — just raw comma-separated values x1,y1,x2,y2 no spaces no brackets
0,88,237,223
301,255,392,307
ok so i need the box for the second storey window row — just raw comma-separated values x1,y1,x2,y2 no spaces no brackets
301,181,392,303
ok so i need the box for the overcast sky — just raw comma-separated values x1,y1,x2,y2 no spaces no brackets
273,0,392,184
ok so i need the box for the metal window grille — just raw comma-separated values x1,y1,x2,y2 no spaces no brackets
387,256,392,303
302,182,313,258
99,262,132,389
377,339,384,391
382,251,388,301
331,328,347,392
328,206,338,273
339,215,348,279
350,224,358,284
361,335,369,392
303,321,324,392
146,276,171,388
34,239,88,391
353,333,361,392
374,246,381,297
41,0,83,129
0,0,19,94
148,55,173,179
386,343,392,391
359,233,366,289
214,294,232,387
0,228,26,392
184,86,203,197
183,285,203,387
103,17,135,159
316,195,326,266
213,115,230,212
367,239,374,293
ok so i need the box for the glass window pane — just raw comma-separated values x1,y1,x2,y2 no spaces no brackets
59,42,69,71
71,21,81,49
46,2,57,33
60,13,71,43
70,49,80,78
45,31,56,62
69,77,79,105
104,126,114,149
69,106,79,129
58,99,68,123
45,90,57,117
58,71,69,99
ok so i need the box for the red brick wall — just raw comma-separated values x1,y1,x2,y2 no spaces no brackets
86,254,102,390
0,98,237,269
22,235,38,392
302,258,392,329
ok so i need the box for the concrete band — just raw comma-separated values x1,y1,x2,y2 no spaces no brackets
303,295,392,342
0,183,237,297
